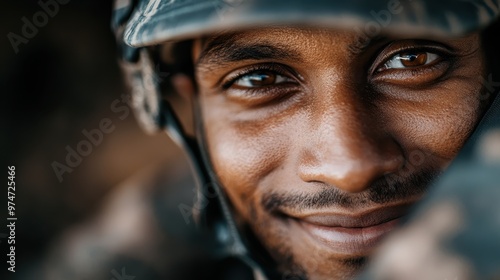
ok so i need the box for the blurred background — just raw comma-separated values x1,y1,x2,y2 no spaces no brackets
0,1,215,279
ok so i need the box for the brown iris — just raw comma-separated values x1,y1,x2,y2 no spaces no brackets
399,52,428,67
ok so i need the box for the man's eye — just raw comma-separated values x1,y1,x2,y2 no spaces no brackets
220,66,300,106
233,71,291,88
383,52,440,70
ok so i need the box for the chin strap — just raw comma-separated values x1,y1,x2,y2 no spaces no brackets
160,99,280,279
118,38,279,279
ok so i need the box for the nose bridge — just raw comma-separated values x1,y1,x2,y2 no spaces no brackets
298,83,403,193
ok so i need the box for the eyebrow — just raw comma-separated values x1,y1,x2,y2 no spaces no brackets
196,33,303,68
348,35,387,56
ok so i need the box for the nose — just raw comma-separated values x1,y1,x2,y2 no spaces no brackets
297,86,404,193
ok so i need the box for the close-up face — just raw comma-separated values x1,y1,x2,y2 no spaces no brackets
187,27,486,279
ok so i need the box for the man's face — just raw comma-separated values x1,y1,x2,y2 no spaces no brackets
189,27,485,279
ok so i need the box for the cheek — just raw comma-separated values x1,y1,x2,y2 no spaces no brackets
379,81,484,164
202,106,289,220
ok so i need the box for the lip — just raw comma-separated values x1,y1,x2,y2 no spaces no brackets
289,203,413,255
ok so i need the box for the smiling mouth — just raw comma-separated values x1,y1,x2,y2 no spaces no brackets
286,203,414,256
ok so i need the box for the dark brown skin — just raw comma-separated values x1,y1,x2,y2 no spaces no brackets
173,27,486,279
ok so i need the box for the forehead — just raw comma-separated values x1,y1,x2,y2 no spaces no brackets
203,27,355,48
193,27,373,66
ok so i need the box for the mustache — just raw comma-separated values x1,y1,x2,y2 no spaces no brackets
262,168,441,213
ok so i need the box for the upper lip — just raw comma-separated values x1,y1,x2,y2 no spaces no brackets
287,203,414,228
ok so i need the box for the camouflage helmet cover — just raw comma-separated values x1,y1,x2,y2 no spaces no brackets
117,0,500,47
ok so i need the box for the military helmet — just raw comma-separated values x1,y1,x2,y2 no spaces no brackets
120,0,499,46
111,1,500,279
